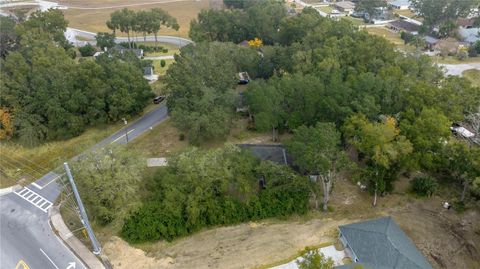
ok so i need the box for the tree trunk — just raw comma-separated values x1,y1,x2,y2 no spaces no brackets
144,33,147,42
154,32,158,50
321,172,332,212
373,181,378,207
127,32,131,48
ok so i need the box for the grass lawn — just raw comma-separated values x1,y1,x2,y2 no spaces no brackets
365,27,415,52
317,6,333,13
430,55,480,64
151,59,174,76
462,69,480,87
342,16,365,26
60,0,212,38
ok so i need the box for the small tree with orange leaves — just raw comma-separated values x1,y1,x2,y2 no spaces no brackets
247,38,263,47
0,108,13,140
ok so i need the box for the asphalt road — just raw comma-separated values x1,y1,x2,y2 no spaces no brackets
0,104,168,269
66,27,193,48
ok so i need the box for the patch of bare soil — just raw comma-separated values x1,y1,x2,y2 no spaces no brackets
103,177,480,269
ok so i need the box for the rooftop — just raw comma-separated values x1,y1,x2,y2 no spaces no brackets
389,20,421,33
339,217,432,269
334,1,355,10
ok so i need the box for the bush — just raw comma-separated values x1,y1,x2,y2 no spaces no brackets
78,44,97,57
468,45,478,57
457,50,468,61
160,59,166,67
411,176,438,196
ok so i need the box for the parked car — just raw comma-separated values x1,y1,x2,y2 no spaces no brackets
153,96,165,104
238,72,251,85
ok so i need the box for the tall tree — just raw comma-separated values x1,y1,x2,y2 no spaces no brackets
343,114,413,206
150,8,179,49
165,42,241,143
286,123,346,211
72,146,144,225
16,9,69,48
400,108,451,171
95,32,116,50
107,8,136,48
0,16,18,58
245,80,285,141
442,141,480,202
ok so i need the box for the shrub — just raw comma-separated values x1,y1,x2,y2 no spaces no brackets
411,176,438,196
160,59,166,67
78,44,97,57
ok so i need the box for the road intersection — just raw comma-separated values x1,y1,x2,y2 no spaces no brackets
0,105,168,269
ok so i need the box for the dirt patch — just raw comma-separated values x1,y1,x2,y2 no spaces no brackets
104,236,174,269
102,176,480,269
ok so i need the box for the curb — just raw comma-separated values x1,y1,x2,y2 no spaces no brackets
0,184,22,196
49,206,105,269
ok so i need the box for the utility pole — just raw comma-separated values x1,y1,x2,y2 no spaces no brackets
122,118,129,143
63,162,102,255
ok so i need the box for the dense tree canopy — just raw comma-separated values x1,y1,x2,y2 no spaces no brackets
190,0,286,44
72,146,145,225
0,10,152,146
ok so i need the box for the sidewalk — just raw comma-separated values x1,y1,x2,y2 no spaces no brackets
0,184,21,196
50,206,106,269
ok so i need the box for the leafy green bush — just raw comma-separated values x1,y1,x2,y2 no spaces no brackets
78,44,97,57
121,146,311,243
411,176,438,196
160,59,166,67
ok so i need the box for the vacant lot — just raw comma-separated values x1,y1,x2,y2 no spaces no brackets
58,0,218,38
101,174,480,269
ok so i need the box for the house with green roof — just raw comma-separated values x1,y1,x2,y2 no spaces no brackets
337,217,432,269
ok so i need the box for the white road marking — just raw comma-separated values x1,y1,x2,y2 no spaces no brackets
31,182,43,189
14,187,52,213
110,129,135,144
40,248,60,269
32,173,65,190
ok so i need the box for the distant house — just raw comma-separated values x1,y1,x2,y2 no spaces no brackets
237,144,290,165
333,1,355,15
337,217,433,269
389,0,411,10
423,36,439,51
388,19,421,35
111,45,144,58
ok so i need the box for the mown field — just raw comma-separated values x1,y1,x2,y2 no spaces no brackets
58,0,218,38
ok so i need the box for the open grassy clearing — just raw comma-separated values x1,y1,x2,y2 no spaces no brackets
151,59,174,75
365,26,415,52
59,0,215,38
462,69,480,87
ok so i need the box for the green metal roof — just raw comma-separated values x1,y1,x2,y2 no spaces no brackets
338,217,432,269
